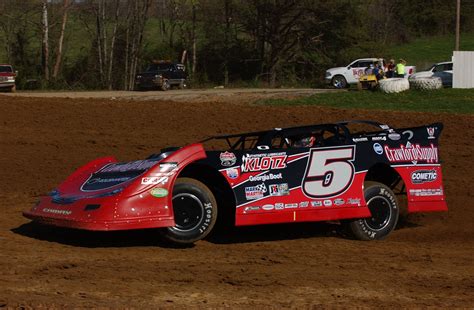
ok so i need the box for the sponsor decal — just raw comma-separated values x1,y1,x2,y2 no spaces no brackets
244,206,260,213
262,204,274,211
150,187,168,198
275,203,284,210
43,208,72,215
241,152,287,172
373,143,384,155
372,135,387,141
269,183,290,196
379,124,390,130
284,203,298,209
87,177,130,184
311,201,322,207
150,171,175,177
409,188,443,197
388,133,401,141
347,198,361,206
352,137,368,142
226,168,239,179
249,172,282,182
334,198,345,206
142,176,168,185
427,127,436,139
245,183,267,200
384,144,438,164
220,151,237,167
100,160,157,173
411,170,437,184
159,162,178,171
323,200,332,207
299,201,309,208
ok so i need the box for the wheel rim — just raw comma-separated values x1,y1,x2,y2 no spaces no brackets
171,193,204,231
333,77,344,88
364,196,392,231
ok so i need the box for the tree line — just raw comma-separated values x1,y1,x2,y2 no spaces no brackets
0,0,473,90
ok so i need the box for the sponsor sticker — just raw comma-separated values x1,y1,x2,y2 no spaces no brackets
323,200,332,207
244,206,260,213
372,135,387,141
226,168,239,179
347,198,361,206
411,170,437,184
427,127,436,139
373,143,384,155
245,183,267,200
159,162,178,171
262,204,275,211
150,188,168,198
43,208,72,215
241,152,287,172
334,198,345,206
352,137,368,142
275,203,284,210
249,172,282,182
388,133,401,141
142,176,168,185
220,151,237,167
284,203,298,209
269,183,290,196
100,160,157,173
409,188,443,197
384,144,438,164
311,201,322,207
299,201,309,208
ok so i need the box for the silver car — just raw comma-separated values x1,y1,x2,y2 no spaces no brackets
409,62,453,87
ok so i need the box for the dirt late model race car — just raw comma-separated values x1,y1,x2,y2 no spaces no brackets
24,120,447,244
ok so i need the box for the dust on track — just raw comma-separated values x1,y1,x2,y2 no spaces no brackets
0,93,473,308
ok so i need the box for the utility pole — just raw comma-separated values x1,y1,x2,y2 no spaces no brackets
455,0,461,51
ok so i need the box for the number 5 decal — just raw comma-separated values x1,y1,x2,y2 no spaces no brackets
302,146,355,198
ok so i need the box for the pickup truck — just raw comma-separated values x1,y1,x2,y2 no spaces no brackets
325,58,416,88
135,61,187,91
0,64,16,92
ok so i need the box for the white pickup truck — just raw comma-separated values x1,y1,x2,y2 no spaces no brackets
325,58,416,88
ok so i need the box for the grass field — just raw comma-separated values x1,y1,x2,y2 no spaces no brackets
259,88,474,114
387,33,474,70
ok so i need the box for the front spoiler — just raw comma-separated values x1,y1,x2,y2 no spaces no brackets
23,210,175,231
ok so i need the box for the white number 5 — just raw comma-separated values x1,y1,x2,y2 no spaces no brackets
303,146,355,198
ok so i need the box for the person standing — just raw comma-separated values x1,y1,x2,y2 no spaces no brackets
386,59,395,78
395,59,406,77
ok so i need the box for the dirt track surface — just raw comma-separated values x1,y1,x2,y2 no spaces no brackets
1,93,473,308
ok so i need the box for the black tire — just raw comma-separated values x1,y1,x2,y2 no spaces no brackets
332,75,348,89
161,178,217,244
346,181,399,240
161,79,170,91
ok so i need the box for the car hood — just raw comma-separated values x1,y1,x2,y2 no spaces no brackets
326,67,346,74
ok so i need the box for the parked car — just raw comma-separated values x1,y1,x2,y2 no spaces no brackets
409,61,452,87
135,61,187,91
0,64,16,92
325,58,416,88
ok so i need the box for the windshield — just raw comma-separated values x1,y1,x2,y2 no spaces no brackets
0,66,13,73
146,63,171,72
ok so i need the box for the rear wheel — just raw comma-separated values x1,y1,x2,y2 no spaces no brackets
345,181,399,240
161,178,217,244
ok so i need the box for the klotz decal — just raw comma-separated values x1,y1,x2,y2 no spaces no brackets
373,143,384,155
241,152,287,172
150,188,168,198
220,152,237,167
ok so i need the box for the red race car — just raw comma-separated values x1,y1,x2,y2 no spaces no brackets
24,121,447,244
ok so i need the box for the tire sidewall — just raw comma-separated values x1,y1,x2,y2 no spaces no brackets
164,178,217,243
351,183,399,240
332,75,347,89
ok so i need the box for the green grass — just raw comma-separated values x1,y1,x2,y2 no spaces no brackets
259,89,474,114
387,33,474,71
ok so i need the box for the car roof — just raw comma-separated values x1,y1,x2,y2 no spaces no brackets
433,61,452,65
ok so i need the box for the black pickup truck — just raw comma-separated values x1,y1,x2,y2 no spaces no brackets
135,61,187,91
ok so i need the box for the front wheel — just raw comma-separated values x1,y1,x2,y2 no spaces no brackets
345,181,399,240
332,75,348,89
161,178,217,244
160,79,170,91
